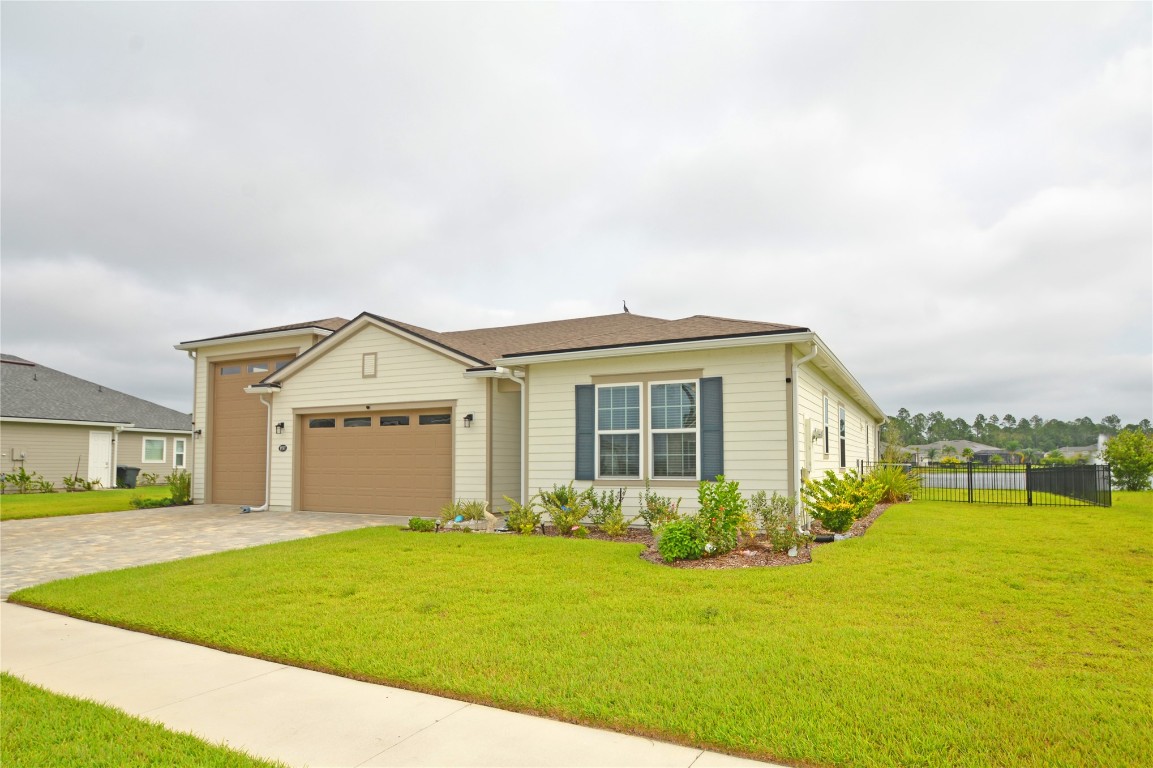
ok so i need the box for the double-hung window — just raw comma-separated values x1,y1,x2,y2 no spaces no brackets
650,382,697,478
597,385,640,477
823,396,830,455
838,406,847,468
173,438,187,469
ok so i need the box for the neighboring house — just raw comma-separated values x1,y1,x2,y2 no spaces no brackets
175,312,884,516
903,439,1018,465
1,354,193,488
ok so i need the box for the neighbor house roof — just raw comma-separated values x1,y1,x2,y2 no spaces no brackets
905,439,1003,454
364,312,808,365
0,355,192,431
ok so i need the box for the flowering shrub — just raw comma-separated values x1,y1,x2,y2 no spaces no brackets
586,487,635,537
749,490,806,553
802,470,883,533
636,481,681,529
697,475,750,555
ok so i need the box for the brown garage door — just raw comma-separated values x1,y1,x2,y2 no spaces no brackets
210,357,293,504
299,408,452,515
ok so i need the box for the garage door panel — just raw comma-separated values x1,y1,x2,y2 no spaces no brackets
300,409,452,515
211,357,293,504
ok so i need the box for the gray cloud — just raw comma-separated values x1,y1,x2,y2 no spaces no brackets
2,2,1150,423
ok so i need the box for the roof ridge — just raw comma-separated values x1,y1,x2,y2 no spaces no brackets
441,312,667,336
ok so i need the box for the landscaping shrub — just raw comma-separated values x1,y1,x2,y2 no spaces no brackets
636,481,681,529
502,495,541,535
696,475,750,555
408,517,436,532
802,470,883,533
867,460,920,504
138,472,160,487
540,482,590,536
750,490,807,553
61,475,101,492
655,516,706,562
166,470,191,506
2,468,49,494
586,487,635,537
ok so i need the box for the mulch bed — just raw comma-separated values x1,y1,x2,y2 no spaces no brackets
532,502,895,569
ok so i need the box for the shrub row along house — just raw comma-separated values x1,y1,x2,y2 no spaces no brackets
1,354,193,488
175,312,884,516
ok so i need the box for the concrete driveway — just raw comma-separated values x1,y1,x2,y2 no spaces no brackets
1,505,406,598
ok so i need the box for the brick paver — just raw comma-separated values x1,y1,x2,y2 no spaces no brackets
0,505,406,597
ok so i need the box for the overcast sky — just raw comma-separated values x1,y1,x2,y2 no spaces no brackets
3,2,1150,424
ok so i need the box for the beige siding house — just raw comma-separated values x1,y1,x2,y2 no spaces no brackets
176,312,883,518
1,354,192,489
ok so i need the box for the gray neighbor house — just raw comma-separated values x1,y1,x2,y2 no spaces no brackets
1,354,192,489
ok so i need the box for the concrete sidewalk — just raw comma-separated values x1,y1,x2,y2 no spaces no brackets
1,603,785,768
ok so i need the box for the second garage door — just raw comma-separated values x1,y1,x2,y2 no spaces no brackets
299,408,452,515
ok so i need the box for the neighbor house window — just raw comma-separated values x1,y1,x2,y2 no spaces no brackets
143,438,166,463
173,438,186,469
597,384,640,478
650,382,697,478
839,406,847,468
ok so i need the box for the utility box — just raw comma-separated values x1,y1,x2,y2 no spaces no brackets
116,466,141,489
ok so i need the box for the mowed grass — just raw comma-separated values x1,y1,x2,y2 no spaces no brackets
0,486,171,521
0,673,282,768
11,494,1153,768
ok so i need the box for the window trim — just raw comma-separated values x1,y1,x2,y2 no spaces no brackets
649,380,700,480
173,438,187,469
595,382,643,480
142,437,167,464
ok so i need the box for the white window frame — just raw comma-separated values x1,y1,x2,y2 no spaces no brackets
649,380,700,481
595,382,642,480
823,395,830,455
142,437,167,464
173,438,187,469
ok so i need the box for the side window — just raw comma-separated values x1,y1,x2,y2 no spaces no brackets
838,406,847,468
173,438,187,469
823,395,830,454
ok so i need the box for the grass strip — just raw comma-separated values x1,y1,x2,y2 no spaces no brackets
0,486,171,521
0,673,282,767
11,494,1153,768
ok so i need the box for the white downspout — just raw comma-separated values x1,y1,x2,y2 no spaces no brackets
241,390,274,513
792,340,819,528
500,368,527,503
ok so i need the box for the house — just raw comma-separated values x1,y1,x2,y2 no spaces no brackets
1,354,193,488
902,439,1019,465
175,312,884,516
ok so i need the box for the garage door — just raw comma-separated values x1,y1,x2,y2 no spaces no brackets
299,408,452,515
210,357,293,504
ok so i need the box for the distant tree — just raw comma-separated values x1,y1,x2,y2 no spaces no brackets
1002,414,1016,428
962,447,974,462
1102,429,1153,491
989,454,1005,465
1043,450,1065,466
1100,414,1122,434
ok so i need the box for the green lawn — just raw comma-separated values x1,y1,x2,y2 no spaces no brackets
0,673,282,767
10,494,1152,768
0,486,172,521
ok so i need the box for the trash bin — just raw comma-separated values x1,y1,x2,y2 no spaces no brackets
116,465,141,489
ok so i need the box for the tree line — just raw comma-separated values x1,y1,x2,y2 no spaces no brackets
881,410,1153,453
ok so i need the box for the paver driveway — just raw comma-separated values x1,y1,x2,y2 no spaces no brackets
0,505,405,598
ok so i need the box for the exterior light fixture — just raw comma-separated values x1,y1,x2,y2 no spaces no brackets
193,429,203,439
275,422,285,434
463,413,474,428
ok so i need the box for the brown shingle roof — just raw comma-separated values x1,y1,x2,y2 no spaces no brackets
181,318,350,345
365,312,806,364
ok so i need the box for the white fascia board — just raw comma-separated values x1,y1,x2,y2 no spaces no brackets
0,417,134,429
119,427,194,434
173,327,335,352
493,331,816,366
806,332,886,422
243,384,281,394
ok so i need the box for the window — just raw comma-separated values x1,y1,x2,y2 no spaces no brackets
142,438,166,463
823,395,830,454
247,363,269,374
219,365,241,376
650,382,697,478
379,415,410,426
309,418,336,428
173,438,186,469
419,414,451,425
839,406,847,468
343,417,372,428
597,385,640,477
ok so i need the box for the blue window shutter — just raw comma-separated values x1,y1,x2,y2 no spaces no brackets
699,377,724,481
575,385,595,480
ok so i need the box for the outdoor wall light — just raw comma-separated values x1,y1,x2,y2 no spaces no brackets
463,413,474,428
193,429,203,439
275,422,285,434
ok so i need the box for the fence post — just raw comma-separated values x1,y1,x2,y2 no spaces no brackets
1025,463,1033,506
967,460,974,504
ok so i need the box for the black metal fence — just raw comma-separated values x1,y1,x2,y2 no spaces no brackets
857,461,1112,507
